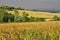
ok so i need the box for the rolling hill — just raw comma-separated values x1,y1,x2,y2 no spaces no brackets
6,10,60,19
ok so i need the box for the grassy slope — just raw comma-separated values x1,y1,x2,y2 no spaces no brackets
7,10,60,18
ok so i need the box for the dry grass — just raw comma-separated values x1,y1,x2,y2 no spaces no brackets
2,10,60,40
0,21,60,40
6,10,60,18
0,21,60,30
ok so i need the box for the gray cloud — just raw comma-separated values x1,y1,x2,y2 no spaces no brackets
0,0,60,10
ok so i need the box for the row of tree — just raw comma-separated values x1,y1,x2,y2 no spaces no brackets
0,9,46,23
0,7,60,23
0,6,25,11
12,9,46,22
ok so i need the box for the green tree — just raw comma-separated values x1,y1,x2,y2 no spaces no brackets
38,18,45,22
30,17,45,22
9,13,14,22
1,6,10,10
14,9,20,22
0,9,8,23
22,12,30,22
30,17,35,22
52,15,60,21
4,13,14,22
1,6,14,10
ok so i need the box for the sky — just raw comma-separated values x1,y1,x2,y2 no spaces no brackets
0,0,60,10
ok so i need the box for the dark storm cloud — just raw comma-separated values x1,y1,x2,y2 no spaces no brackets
0,0,60,10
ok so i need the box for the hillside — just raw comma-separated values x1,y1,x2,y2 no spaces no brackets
6,10,60,19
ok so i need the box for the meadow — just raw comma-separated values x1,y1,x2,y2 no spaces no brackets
7,10,60,19
0,21,60,40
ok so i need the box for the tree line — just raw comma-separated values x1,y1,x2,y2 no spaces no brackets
0,9,46,23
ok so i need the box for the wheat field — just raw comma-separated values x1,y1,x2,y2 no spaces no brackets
0,21,60,40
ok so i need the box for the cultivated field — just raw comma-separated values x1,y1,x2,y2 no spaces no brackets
7,10,60,18
0,21,60,40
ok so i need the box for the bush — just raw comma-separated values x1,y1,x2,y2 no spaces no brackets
30,17,35,22
22,12,30,22
0,9,14,23
30,17,45,22
14,9,20,22
3,13,14,22
52,15,60,21
0,9,9,23
0,8,46,23
35,18,45,22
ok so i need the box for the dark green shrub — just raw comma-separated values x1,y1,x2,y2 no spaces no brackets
52,15,60,21
35,18,45,22
22,12,30,22
0,9,9,23
30,17,36,22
